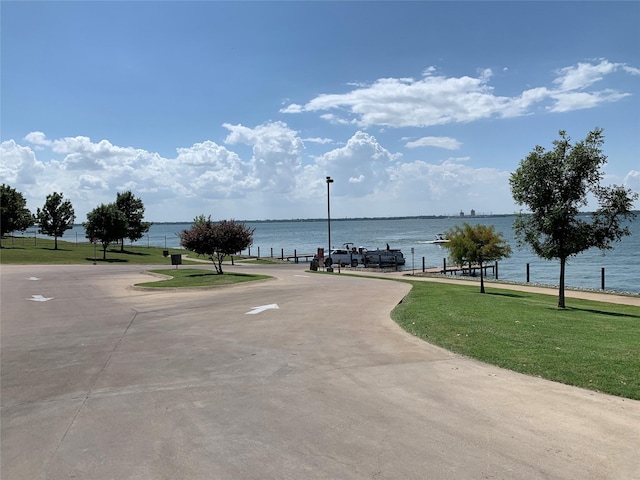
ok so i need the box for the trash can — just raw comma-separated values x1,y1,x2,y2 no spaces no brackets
170,254,182,266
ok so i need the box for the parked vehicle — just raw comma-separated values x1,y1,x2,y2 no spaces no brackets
322,242,405,267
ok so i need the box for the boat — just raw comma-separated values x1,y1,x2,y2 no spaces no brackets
322,242,405,267
421,233,450,244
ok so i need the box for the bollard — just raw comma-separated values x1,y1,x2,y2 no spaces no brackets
295,249,298,264
526,263,530,283
271,247,273,258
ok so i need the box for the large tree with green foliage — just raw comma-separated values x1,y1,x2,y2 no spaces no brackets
179,215,254,274
510,128,637,308
444,223,512,293
36,192,75,250
0,184,33,246
115,190,152,251
83,203,128,260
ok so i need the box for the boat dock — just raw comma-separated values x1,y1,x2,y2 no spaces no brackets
424,262,497,277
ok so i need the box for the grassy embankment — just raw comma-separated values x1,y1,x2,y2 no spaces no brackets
392,280,640,400
0,236,276,266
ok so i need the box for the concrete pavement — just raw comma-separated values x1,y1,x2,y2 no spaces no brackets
1,263,639,479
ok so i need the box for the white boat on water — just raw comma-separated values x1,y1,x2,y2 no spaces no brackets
421,233,450,244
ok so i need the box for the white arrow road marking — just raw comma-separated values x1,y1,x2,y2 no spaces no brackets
28,295,53,302
245,304,279,315
27,277,41,281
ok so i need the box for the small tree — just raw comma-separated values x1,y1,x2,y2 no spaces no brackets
116,190,152,251
510,128,638,308
0,184,34,246
444,223,512,293
179,215,254,274
84,203,128,260
36,192,76,250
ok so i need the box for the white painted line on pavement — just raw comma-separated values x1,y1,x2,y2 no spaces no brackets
27,277,41,281
245,304,279,315
28,295,53,302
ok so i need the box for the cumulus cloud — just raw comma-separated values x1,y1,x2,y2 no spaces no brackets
24,131,52,146
224,121,304,193
282,59,639,127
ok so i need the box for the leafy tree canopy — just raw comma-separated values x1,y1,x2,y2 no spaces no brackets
36,192,75,250
509,128,638,307
1,184,34,245
83,203,128,260
180,215,254,274
444,222,512,293
116,190,152,250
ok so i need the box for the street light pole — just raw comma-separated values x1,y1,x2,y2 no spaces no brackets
326,176,334,272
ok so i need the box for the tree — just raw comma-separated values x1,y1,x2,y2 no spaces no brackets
36,192,76,250
0,184,33,246
179,215,254,274
83,203,128,260
510,128,638,308
444,223,512,293
115,190,152,251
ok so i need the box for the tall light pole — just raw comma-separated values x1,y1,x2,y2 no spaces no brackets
326,176,334,272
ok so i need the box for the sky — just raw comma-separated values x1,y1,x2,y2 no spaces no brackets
1,1,639,222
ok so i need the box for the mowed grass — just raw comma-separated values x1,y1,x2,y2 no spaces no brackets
391,281,640,399
138,268,271,287
2,236,198,265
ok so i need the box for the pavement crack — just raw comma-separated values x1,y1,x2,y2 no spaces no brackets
37,309,139,479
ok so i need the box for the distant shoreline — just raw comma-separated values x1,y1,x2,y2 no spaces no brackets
72,211,640,226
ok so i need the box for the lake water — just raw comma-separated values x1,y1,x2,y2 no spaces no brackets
23,215,640,294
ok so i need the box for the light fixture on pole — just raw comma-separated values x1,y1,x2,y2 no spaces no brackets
326,176,334,272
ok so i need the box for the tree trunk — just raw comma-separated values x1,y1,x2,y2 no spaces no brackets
479,260,485,293
103,245,107,260
558,257,566,308
120,238,125,252
54,236,58,250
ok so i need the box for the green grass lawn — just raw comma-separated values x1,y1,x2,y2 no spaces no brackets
137,268,271,287
1,236,199,265
392,281,640,400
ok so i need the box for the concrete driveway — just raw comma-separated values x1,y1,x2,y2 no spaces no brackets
1,263,639,479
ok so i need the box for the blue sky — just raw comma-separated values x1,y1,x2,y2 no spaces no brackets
2,1,639,222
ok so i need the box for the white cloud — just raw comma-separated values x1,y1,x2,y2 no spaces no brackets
623,170,640,192
303,137,334,144
405,136,462,150
548,90,630,113
0,140,45,184
223,121,305,194
552,59,633,92
24,131,52,146
281,59,638,127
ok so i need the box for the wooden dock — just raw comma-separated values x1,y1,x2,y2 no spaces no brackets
424,263,496,277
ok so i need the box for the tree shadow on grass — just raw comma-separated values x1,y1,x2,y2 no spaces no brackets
566,306,640,319
485,291,526,299
111,249,151,256
85,257,128,263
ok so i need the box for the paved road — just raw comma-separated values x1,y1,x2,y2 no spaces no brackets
1,263,639,479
